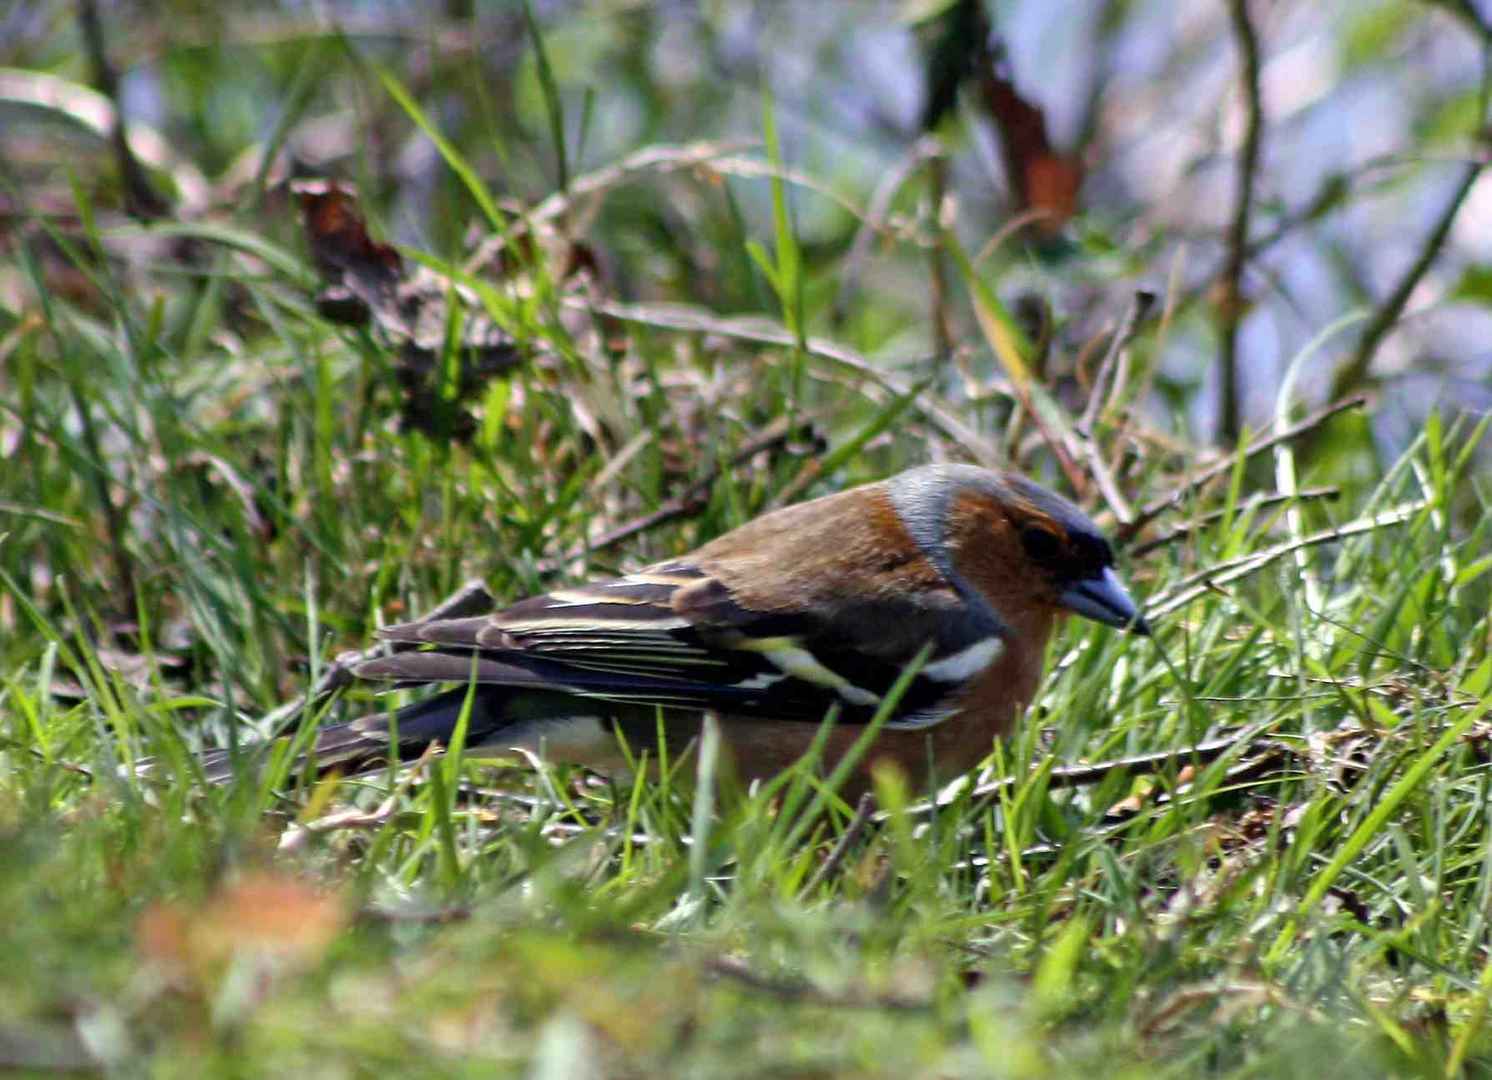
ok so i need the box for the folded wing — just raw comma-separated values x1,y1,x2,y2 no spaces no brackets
355,559,1003,730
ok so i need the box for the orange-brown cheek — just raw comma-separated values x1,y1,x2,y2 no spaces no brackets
945,494,1085,623
946,494,1018,580
945,493,1056,616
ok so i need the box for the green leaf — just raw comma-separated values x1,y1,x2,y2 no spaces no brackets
943,228,1033,388
1032,916,1089,1021
523,1,569,192
373,64,505,232
760,89,803,342
1450,265,1492,306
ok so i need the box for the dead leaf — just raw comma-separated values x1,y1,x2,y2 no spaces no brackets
137,871,346,980
293,179,521,439
979,62,1083,233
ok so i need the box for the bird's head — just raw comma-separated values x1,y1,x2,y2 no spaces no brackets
888,464,1150,636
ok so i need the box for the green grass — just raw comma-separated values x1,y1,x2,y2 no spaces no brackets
4,38,1492,1080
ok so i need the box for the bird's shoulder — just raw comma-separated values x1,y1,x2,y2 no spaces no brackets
686,483,950,614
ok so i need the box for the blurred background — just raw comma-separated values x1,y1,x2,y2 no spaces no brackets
4,0,1490,459
3,8,1492,1074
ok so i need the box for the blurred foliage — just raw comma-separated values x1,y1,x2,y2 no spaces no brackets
0,0,1491,1075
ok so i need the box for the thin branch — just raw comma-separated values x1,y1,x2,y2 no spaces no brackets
702,955,929,1012
1122,146,1481,379
1033,2,1492,414
1218,0,1264,444
925,153,956,365
974,208,1057,264
902,728,1295,819
1129,485,1339,557
1144,501,1425,620
575,298,1002,466
1011,378,1089,497
1118,393,1367,543
77,0,169,219
1079,290,1156,437
833,137,942,326
1329,158,1487,401
464,140,757,273
801,792,877,897
533,417,800,575
1072,290,1157,526
1049,739,1289,796
1082,438,1133,526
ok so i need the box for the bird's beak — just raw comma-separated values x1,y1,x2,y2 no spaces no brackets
1059,567,1150,635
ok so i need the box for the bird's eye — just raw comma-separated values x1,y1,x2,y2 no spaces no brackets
1020,525,1061,561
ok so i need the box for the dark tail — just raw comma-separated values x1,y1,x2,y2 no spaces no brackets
196,686,512,784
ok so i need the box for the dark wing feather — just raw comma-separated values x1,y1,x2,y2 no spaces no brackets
356,561,1003,729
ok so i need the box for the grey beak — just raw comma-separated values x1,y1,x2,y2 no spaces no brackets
1059,566,1150,635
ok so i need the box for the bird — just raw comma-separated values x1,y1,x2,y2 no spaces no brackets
201,463,1148,794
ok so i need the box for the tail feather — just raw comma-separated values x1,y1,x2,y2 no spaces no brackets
196,686,512,784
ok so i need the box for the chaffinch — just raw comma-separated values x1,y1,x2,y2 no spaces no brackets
225,464,1148,793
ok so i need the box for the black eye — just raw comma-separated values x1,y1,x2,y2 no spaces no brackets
1070,532,1113,571
1020,525,1061,561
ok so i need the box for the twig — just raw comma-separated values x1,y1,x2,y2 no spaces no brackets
277,742,440,852
1129,486,1339,556
1125,146,1479,377
702,955,929,1011
833,137,942,325
1329,158,1487,402
973,208,1056,264
1078,290,1156,437
472,142,901,278
1117,394,1367,543
1218,0,1265,444
801,791,876,897
1144,501,1425,620
1314,14,1489,450
1071,290,1157,526
77,0,169,220
925,153,956,365
533,417,800,575
465,140,756,270
902,729,1291,818
574,298,1001,466
1009,377,1089,497
707,156,890,239
1080,437,1133,526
